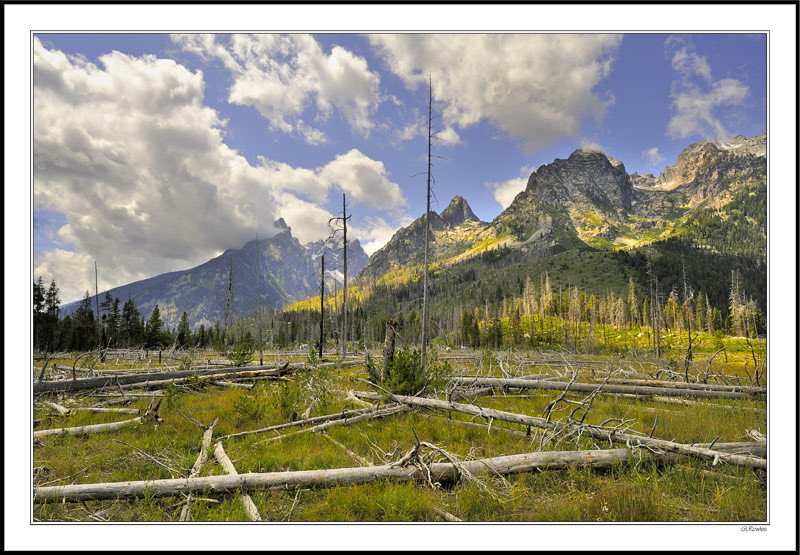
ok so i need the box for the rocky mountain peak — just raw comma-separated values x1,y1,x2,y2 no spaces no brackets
440,195,481,227
523,147,633,216
274,217,289,230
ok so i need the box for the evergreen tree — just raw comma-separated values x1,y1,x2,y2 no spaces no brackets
72,292,97,351
177,311,191,347
145,304,163,348
33,277,46,350
44,279,61,349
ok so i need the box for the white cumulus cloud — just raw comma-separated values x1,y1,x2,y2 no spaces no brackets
172,34,382,144
368,34,622,153
642,147,665,166
33,38,403,302
485,176,528,210
350,215,414,256
665,38,750,139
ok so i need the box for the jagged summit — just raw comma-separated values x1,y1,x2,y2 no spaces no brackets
274,217,289,230
440,195,481,227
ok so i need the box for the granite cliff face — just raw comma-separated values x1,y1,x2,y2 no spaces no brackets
358,196,487,281
358,133,766,283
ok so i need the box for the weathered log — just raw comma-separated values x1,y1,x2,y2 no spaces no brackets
693,441,766,458
419,412,530,438
321,433,373,466
180,418,218,522
87,392,166,398
211,381,253,390
34,417,144,439
41,400,70,416
70,407,140,415
217,406,378,441
33,361,363,394
614,393,766,411
433,506,463,522
451,377,764,400
450,387,495,401
260,405,408,444
352,391,766,470
32,447,680,503
213,443,261,521
601,377,766,394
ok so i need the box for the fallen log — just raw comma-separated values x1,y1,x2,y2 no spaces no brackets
32,446,680,503
217,406,378,441
433,506,463,522
34,360,363,394
450,377,764,401
70,407,140,415
258,405,408,444
693,441,766,458
34,417,144,439
614,393,766,411
180,418,218,522
321,433,373,466
420,412,530,438
213,443,261,521
41,400,70,416
211,381,253,390
352,391,766,470
601,378,766,395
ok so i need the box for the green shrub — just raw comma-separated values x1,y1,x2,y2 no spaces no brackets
385,348,424,395
276,375,305,421
228,340,253,368
232,394,267,426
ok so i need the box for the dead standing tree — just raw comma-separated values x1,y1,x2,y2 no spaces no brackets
223,259,233,351
328,193,351,360
420,74,433,380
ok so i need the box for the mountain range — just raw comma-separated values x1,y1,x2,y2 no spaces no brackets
61,218,369,329
61,132,766,329
357,133,765,284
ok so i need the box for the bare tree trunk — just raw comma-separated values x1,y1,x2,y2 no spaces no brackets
34,360,362,394
180,418,218,521
352,391,766,470
259,405,407,444
41,400,70,416
33,447,686,503
381,318,398,382
342,193,348,360
224,260,233,350
217,406,377,441
34,417,144,439
450,377,764,400
319,254,325,359
213,442,261,521
256,232,263,366
420,75,433,379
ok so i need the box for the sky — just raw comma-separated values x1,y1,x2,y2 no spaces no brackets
31,32,767,304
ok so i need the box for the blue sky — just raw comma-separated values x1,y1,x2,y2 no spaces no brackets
32,32,766,303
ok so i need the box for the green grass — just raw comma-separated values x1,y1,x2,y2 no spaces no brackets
33,350,766,523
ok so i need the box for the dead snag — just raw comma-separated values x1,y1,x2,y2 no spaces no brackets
213,443,262,521
382,317,398,383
